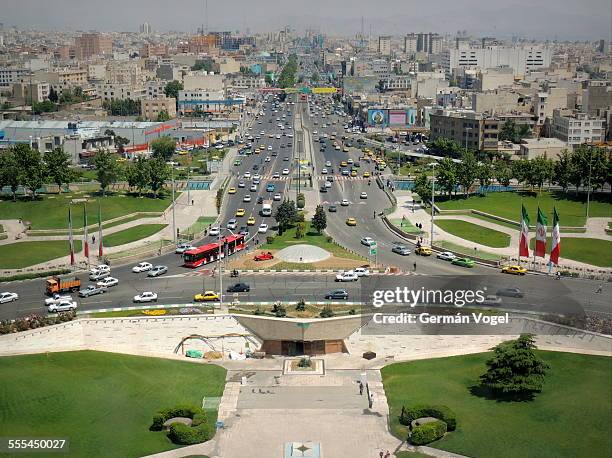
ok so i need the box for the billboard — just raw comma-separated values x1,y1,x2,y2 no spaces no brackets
368,109,416,127
368,109,389,127
389,110,406,126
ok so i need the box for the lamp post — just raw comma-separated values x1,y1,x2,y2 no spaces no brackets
430,162,438,246
586,151,593,221
171,164,176,244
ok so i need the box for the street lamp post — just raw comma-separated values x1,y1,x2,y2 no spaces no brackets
171,164,176,244
430,162,438,246
586,155,593,221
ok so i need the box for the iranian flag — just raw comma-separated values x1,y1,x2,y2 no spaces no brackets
535,206,548,258
519,204,530,257
83,204,89,259
68,206,75,265
98,200,104,258
550,207,561,265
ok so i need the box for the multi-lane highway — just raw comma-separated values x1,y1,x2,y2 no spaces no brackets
0,92,610,321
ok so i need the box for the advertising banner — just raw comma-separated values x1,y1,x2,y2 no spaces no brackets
367,109,389,127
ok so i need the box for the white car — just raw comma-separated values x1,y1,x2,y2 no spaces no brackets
265,156,271,162
243,171,251,179
48,300,77,313
243,195,252,202
238,181,246,188
321,168,328,174
97,277,119,288
354,267,370,277
45,293,72,306
282,168,290,175
133,292,158,303
272,172,280,179
253,174,261,181
132,261,153,272
267,145,273,151
360,192,368,199
325,161,332,167
227,219,238,230
90,264,110,275
275,134,281,139
258,223,269,233
273,193,282,201
0,292,19,303
175,244,196,254
340,199,350,206
209,226,220,236
335,271,359,282
250,184,258,192
437,251,457,261
360,237,376,247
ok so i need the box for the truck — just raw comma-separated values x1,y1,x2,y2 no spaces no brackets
260,200,273,217
46,274,81,296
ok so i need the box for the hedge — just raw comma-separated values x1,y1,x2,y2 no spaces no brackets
150,404,213,445
410,419,447,445
399,404,457,431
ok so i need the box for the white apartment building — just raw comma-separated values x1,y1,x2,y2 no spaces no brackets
141,97,176,121
378,36,392,56
12,81,50,103
404,34,417,54
381,75,412,91
183,73,224,91
146,80,168,99
534,87,568,127
552,109,605,148
98,83,146,101
0,67,31,88
226,75,266,89
178,89,226,113
444,46,552,77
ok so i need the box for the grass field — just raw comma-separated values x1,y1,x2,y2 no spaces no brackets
0,240,82,269
103,224,167,248
0,193,173,230
382,351,612,458
436,191,611,227
434,241,502,261
262,223,364,260
395,452,434,458
435,220,511,248
390,218,422,234
184,216,217,237
0,351,226,458
529,237,612,268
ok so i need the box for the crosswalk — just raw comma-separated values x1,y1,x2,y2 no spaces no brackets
237,174,372,182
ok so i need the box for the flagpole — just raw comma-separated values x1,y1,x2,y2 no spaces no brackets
83,203,89,267
98,199,104,261
518,195,523,267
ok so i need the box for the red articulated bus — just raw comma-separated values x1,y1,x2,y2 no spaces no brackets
183,234,246,268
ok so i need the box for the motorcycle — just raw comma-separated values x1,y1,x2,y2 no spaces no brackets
230,270,239,278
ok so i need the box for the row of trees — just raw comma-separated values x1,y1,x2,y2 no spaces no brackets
412,145,611,200
102,99,141,116
278,55,298,89
273,199,328,236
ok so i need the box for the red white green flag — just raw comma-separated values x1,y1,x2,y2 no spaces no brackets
68,206,75,265
83,204,89,258
535,207,548,258
519,204,530,257
550,207,560,265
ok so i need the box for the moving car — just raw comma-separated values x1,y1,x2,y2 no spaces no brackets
45,293,72,306
346,217,357,226
392,245,411,256
236,208,246,217
273,193,282,201
415,246,433,256
272,172,280,179
133,292,158,303
48,300,77,313
451,257,475,268
227,219,238,230
132,261,153,272
238,181,246,188
147,265,168,277
258,223,269,233
254,252,274,261
227,283,250,293
436,251,456,261
243,194,252,202
90,264,110,275
363,171,371,178
496,287,524,298
194,291,220,302
282,168,290,175
360,192,368,199
341,199,350,206
176,243,196,254
78,285,106,298
354,267,370,277
228,187,237,194
247,216,256,226
89,270,110,281
250,184,258,192
328,205,337,212
335,271,359,282
97,277,119,288
209,227,220,236
501,265,527,275
0,292,19,303
360,237,376,247
266,183,276,192
324,289,349,300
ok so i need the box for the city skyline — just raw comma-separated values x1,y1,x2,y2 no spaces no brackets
2,0,611,41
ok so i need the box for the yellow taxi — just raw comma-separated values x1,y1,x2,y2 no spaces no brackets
254,148,261,154
194,291,220,302
227,187,237,194
502,265,527,275
340,161,348,167
415,246,433,256
236,208,246,217
364,148,371,154
259,144,266,150
247,216,256,226
346,217,357,226
350,170,357,177
343,147,349,152
363,171,371,178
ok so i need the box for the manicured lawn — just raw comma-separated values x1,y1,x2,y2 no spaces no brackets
434,241,502,261
395,452,433,458
437,191,611,227
0,193,174,229
0,351,226,458
529,237,612,268
382,351,612,458
0,240,82,269
262,223,364,260
435,220,511,248
103,224,167,248
391,218,422,234
184,216,217,236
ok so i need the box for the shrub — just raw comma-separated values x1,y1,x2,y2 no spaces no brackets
150,404,203,431
266,235,275,244
399,404,457,431
410,419,447,445
320,305,334,318
272,303,287,317
150,404,214,445
326,236,333,243
167,422,214,445
295,299,306,312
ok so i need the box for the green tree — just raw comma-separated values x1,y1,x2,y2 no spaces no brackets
295,221,306,239
456,151,478,196
477,160,493,193
530,156,554,193
493,160,512,187
14,144,45,199
147,158,170,197
554,149,574,193
511,159,532,189
412,170,430,202
32,100,57,114
480,334,549,399
93,150,121,195
435,157,456,197
320,305,335,318
274,199,298,235
43,147,72,192
311,204,327,234
151,137,176,161
156,110,171,122
572,145,609,192
125,157,150,196
164,80,183,100
48,87,58,103
0,149,21,201
499,120,518,142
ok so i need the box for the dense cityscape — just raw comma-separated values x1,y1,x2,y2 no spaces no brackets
0,2,611,457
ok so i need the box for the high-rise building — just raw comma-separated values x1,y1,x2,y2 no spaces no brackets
413,33,443,54
444,46,552,77
378,36,391,56
139,22,152,35
74,33,113,59
404,34,417,54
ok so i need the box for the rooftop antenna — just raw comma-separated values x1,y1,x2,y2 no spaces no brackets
204,0,209,34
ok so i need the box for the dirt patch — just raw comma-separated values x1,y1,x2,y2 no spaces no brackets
314,256,369,269
228,251,366,270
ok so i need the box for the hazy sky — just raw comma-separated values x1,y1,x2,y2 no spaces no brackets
2,0,611,41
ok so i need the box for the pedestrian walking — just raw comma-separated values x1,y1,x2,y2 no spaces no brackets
373,210,376,219
92,235,96,244
413,261,417,272
359,381,363,395
384,451,391,458
379,452,384,458
369,391,374,408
